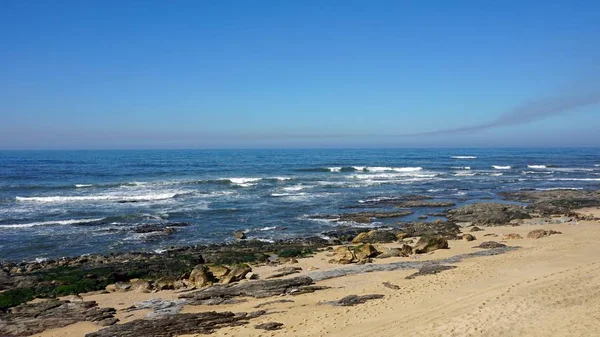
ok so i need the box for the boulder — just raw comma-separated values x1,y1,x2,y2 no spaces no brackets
189,265,212,287
352,230,398,244
328,247,356,264
474,241,506,249
208,265,230,280
220,264,252,284
470,226,483,232
353,244,379,260
233,231,246,240
462,234,476,241
414,236,449,254
401,222,461,239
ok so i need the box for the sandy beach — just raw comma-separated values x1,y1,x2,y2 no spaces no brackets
30,207,600,337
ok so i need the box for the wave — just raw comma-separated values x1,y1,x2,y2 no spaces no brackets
298,166,423,173
15,192,183,203
527,165,547,169
547,178,600,181
595,164,600,167
492,165,511,170
0,217,106,229
452,166,471,170
522,171,554,175
535,187,584,191
454,172,476,177
451,156,477,159
221,178,261,187
75,184,93,188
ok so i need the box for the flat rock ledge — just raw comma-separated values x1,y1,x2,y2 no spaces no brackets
179,276,327,304
319,294,385,306
86,310,266,337
0,299,117,336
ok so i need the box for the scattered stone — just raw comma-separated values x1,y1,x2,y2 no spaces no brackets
86,311,265,337
474,241,506,249
503,233,523,240
265,266,302,279
188,265,212,287
0,299,117,336
406,264,456,279
320,294,385,306
382,282,400,290
447,203,531,226
484,233,498,237
527,229,562,239
462,234,476,241
255,322,284,331
470,226,483,232
253,299,294,308
414,236,449,254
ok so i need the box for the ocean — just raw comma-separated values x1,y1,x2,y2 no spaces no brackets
0,148,598,262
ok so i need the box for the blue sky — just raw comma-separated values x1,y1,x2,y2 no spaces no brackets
1,1,599,149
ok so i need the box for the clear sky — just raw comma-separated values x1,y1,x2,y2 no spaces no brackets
1,0,599,149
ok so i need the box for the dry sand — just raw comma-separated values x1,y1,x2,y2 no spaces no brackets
36,208,600,337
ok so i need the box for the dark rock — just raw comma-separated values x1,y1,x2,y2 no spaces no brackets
414,236,449,254
462,234,476,241
352,230,398,244
320,294,385,306
382,282,400,290
313,211,413,224
400,221,461,239
0,299,117,336
470,226,483,232
255,322,284,330
220,264,252,284
234,231,247,240
86,310,266,337
501,189,600,216
253,299,294,308
406,264,456,279
503,233,523,240
474,241,507,249
342,195,433,208
447,203,531,226
180,276,320,303
396,201,456,208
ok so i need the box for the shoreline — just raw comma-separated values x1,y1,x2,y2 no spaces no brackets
1,189,600,336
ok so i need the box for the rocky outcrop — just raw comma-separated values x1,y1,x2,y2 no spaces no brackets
377,245,412,258
328,245,379,264
396,201,455,208
180,276,325,304
400,221,461,239
414,236,449,254
501,189,600,216
0,299,117,336
527,229,562,239
447,203,531,226
264,266,302,279
319,294,384,306
313,211,413,224
86,311,265,337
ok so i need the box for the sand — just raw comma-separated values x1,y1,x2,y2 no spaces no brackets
35,208,600,337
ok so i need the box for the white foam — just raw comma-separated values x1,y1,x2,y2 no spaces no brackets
35,257,48,263
452,166,471,170
75,184,93,188
358,197,398,203
257,226,277,231
454,172,476,177
548,178,600,181
328,167,342,172
595,164,600,167
282,185,310,192
535,187,584,191
492,165,511,170
352,166,366,171
522,171,554,175
451,156,477,159
0,218,105,228
527,165,547,169
272,177,291,181
366,167,423,172
226,178,262,184
15,192,180,203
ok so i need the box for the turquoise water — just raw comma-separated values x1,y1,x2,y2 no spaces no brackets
0,148,598,261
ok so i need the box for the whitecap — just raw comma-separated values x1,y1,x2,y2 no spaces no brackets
15,192,182,203
452,166,471,170
366,167,422,172
226,178,262,185
527,165,547,169
328,167,342,172
0,217,106,228
451,156,477,159
547,178,600,181
75,184,93,188
454,172,476,177
492,165,511,170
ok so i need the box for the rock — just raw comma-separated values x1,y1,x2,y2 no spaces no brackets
462,234,476,241
484,233,498,237
470,226,483,232
382,282,400,290
328,246,356,264
255,322,284,330
396,232,408,240
234,231,247,240
377,244,412,258
503,233,523,240
86,311,266,337
396,201,456,208
208,265,230,280
400,221,461,239
0,299,117,336
189,265,212,287
527,229,562,239
319,294,384,306
447,203,531,226
353,244,379,261
501,189,600,216
114,281,131,292
104,284,117,292
406,264,456,279
351,232,370,244
265,266,302,279
180,276,323,303
474,241,506,249
221,264,252,284
314,211,413,224
414,236,449,254
253,299,294,308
